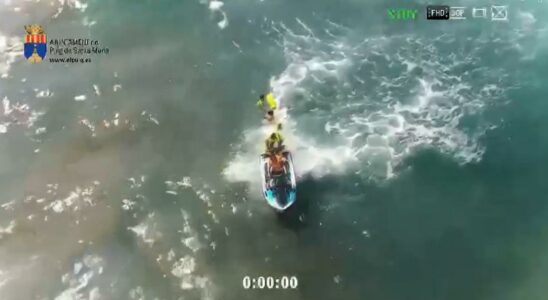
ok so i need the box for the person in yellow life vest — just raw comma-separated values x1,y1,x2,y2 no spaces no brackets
256,93,278,122
265,131,284,154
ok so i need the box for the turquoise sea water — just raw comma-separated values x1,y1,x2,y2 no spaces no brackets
0,0,548,299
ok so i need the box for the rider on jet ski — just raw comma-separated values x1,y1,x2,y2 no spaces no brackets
264,124,288,181
265,126,284,155
269,152,286,175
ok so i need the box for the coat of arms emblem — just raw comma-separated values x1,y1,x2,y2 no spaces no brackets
24,25,47,63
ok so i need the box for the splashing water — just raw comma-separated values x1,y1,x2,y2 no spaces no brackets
224,18,513,183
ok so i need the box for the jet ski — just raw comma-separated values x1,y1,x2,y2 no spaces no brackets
259,151,297,211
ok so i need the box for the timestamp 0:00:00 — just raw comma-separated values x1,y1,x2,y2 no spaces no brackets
242,276,298,289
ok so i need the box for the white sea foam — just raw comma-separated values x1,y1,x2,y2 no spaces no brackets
128,175,146,189
208,0,223,10
225,19,514,183
0,220,16,239
0,97,45,135
183,236,201,252
201,0,229,29
44,185,97,213
74,95,87,101
93,84,101,96
128,286,145,300
55,255,103,300
53,0,89,18
1,200,15,211
79,118,96,135
36,89,53,98
0,33,22,78
171,255,196,277
224,114,357,184
170,254,214,297
128,213,161,246
2,97,11,115
177,176,192,187
224,24,357,182
82,16,97,27
217,12,229,29
121,199,136,211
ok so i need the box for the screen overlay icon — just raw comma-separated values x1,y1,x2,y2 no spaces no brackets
491,5,508,21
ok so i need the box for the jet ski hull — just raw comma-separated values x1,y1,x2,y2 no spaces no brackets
260,152,297,211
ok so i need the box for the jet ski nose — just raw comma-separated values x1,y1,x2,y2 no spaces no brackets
275,187,288,207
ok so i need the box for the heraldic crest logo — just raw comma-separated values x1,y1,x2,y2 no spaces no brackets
24,25,47,63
